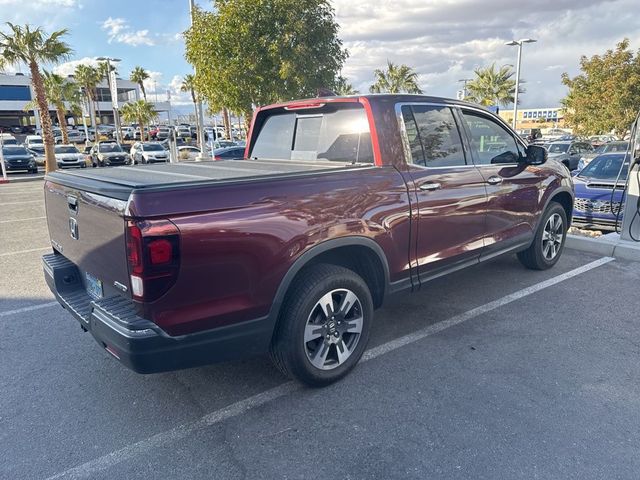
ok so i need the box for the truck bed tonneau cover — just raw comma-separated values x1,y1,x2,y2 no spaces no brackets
45,159,367,199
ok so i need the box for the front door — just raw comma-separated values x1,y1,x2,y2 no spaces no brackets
398,103,488,283
459,108,543,257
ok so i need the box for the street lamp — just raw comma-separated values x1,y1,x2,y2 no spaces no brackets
188,0,207,160
457,78,473,100
96,56,123,143
505,38,536,130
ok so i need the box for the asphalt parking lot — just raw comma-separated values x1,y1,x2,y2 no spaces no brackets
2,179,640,480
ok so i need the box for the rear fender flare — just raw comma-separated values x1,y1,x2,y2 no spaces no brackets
266,236,390,326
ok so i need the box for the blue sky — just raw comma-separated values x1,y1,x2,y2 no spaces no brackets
2,0,640,111
1,0,197,107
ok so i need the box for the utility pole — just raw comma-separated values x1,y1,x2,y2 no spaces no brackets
189,0,207,160
505,39,536,130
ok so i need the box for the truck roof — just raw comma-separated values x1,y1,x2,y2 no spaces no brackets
258,94,491,112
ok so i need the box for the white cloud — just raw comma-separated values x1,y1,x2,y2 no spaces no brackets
332,0,640,107
101,17,155,46
53,57,99,77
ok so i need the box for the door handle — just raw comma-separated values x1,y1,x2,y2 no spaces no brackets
419,182,442,191
486,176,503,185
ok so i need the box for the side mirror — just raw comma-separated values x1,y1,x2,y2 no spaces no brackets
526,145,547,165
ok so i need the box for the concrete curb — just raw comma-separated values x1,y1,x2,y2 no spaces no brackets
566,233,640,262
0,175,45,184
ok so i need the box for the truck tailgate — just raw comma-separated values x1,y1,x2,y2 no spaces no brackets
45,179,130,300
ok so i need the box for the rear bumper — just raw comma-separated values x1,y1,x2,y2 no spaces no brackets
42,253,273,374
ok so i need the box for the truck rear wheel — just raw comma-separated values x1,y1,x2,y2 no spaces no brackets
270,264,373,387
517,202,567,270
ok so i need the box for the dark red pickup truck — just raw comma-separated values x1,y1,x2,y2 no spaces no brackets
43,95,573,385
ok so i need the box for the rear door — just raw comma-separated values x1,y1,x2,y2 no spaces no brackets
459,108,541,256
397,103,487,280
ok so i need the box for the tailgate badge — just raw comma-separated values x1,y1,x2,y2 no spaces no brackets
69,217,79,240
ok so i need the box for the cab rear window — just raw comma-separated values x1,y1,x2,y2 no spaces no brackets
250,104,374,164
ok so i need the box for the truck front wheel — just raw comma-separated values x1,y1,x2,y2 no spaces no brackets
271,264,373,387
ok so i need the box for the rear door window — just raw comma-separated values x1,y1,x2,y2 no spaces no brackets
250,105,373,163
401,105,466,167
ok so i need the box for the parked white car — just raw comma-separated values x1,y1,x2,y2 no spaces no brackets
177,145,205,160
55,129,85,144
54,144,86,169
130,142,170,164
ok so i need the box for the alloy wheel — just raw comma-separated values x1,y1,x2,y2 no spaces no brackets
542,213,564,261
304,289,364,370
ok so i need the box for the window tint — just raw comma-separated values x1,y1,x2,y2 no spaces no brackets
401,105,465,167
250,106,373,163
462,111,521,165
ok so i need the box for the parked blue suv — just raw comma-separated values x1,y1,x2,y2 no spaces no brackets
572,153,628,230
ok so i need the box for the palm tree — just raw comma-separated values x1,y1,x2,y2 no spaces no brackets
465,63,523,107
42,71,81,144
369,61,422,94
0,23,71,172
74,64,100,139
334,76,359,95
120,100,156,143
180,74,200,137
130,66,149,100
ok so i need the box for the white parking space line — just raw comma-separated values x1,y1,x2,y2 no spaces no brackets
44,256,615,480
0,216,46,224
0,247,50,257
0,302,58,318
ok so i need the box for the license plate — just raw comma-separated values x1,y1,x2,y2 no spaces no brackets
85,272,103,300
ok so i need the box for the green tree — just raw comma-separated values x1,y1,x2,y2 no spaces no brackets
466,63,521,107
120,100,156,142
185,0,347,123
561,39,640,136
74,64,101,137
130,65,149,100
369,61,422,94
0,23,71,172
334,75,359,95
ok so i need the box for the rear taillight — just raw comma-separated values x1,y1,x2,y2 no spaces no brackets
214,155,222,161
125,219,180,302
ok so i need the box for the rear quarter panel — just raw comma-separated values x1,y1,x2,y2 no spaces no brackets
130,166,412,335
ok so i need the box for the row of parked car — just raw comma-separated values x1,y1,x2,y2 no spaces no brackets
0,130,248,173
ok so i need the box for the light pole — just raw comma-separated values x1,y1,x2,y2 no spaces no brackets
457,78,473,100
505,38,536,130
189,0,207,160
96,56,122,143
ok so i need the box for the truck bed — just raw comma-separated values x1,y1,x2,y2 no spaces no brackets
46,159,364,200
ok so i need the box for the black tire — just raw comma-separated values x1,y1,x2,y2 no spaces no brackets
517,202,568,270
270,264,373,387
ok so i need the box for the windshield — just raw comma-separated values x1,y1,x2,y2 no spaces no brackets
143,143,164,151
578,154,629,181
601,142,629,153
548,143,569,153
28,138,43,144
55,146,79,154
3,146,29,155
98,143,122,153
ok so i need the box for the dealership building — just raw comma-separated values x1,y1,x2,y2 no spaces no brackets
0,72,169,129
498,107,566,129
